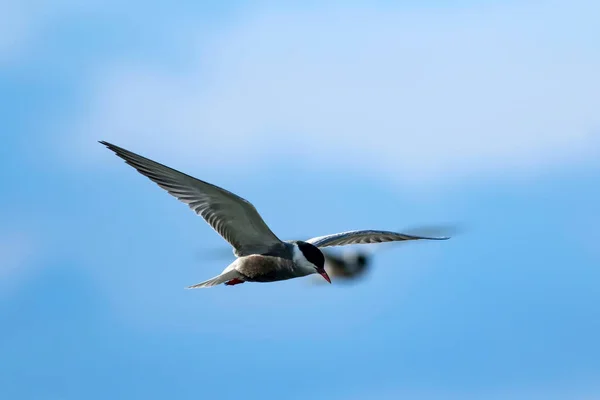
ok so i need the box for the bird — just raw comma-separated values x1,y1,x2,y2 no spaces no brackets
197,247,371,281
205,225,456,285
203,234,448,286
99,141,451,288
318,225,458,283
322,250,370,280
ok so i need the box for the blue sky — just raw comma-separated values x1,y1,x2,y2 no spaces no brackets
1,0,600,399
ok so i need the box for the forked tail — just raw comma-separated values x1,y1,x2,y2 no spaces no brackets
186,269,242,289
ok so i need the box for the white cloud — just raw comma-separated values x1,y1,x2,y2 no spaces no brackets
70,0,600,184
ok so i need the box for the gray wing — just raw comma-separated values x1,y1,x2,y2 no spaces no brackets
100,141,284,256
306,230,450,248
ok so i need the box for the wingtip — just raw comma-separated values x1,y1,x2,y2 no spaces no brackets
98,140,115,151
99,141,127,156
185,284,208,289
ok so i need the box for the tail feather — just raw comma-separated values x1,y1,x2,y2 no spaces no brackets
186,269,242,289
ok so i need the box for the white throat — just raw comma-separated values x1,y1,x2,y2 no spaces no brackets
292,244,317,273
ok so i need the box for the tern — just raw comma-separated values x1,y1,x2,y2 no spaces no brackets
100,141,450,288
318,225,457,283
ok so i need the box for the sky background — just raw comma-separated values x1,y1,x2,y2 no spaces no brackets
2,0,600,399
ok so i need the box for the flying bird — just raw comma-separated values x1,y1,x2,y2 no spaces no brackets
205,225,456,285
197,247,371,282
318,225,459,283
322,250,370,280
99,141,450,288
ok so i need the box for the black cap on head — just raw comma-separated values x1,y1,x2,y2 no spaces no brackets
297,241,325,270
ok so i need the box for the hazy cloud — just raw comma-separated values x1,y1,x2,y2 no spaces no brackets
0,2,32,64
0,0,107,66
69,0,600,185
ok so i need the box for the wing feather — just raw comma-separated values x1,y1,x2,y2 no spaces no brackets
306,230,449,248
100,141,283,256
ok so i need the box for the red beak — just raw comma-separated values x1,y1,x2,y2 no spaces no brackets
319,270,331,284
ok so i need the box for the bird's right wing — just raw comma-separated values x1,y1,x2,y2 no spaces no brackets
100,141,284,256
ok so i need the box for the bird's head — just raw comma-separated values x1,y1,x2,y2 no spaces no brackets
294,241,331,283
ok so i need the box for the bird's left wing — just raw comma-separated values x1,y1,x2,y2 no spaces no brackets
306,230,450,248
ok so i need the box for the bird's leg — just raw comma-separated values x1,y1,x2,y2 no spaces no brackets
225,278,245,286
